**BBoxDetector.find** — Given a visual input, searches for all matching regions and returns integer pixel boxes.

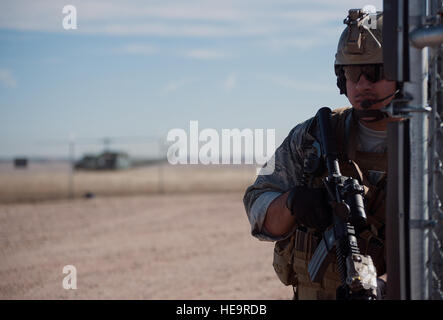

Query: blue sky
[0,0,383,158]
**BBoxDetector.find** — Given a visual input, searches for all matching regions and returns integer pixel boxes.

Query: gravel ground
[0,192,293,300]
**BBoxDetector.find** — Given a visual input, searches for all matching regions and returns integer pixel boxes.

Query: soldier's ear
[336,66,347,96]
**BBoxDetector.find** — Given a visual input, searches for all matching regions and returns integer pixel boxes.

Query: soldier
[243,9,398,300]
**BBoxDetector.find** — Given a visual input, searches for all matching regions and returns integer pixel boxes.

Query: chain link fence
[428,27,443,299]
[0,136,258,203]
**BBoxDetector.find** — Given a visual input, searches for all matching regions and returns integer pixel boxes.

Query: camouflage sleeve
[243,116,317,242]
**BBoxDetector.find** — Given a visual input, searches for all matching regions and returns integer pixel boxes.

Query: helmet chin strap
[353,89,400,123]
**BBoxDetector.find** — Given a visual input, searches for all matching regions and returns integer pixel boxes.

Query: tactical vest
[272,107,387,300]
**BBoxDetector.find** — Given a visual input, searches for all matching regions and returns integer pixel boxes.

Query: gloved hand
[376,277,387,300]
[285,186,333,231]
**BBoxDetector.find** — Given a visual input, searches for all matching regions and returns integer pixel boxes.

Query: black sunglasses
[343,64,385,83]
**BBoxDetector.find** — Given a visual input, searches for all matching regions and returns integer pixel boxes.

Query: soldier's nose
[356,74,373,91]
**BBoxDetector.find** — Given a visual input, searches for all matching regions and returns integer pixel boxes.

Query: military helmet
[334,9,383,94]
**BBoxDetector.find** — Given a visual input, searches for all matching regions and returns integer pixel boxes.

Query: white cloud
[224,74,237,91]
[75,1,247,22]
[0,69,18,88]
[163,82,180,94]
[115,43,157,55]
[269,9,344,24]
[258,25,345,50]
[262,37,330,51]
[263,75,336,92]
[162,79,193,94]
[0,0,383,39]
[99,23,272,37]
[186,49,228,60]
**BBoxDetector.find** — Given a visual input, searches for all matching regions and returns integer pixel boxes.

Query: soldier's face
[346,75,397,111]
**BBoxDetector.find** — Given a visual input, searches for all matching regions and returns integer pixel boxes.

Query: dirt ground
[0,162,258,203]
[0,192,293,300]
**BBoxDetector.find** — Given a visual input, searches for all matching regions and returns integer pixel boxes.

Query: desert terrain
[0,163,293,299]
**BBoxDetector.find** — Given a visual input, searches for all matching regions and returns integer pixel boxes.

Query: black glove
[286,186,333,231]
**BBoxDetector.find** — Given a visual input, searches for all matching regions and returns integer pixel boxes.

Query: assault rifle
[307,107,378,300]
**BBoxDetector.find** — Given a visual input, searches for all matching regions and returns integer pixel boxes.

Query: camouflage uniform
[243,106,387,299]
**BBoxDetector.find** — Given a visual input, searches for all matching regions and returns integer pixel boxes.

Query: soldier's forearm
[263,191,297,236]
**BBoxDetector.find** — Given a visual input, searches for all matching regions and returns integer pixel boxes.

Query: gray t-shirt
[357,121,387,153]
